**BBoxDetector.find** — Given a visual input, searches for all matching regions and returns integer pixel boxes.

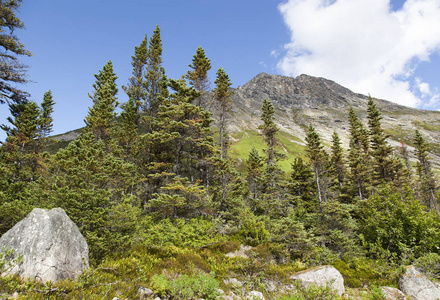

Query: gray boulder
[290,265,345,296]
[0,208,89,282]
[399,265,440,300]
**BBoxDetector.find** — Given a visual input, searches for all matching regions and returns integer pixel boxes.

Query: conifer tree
[290,157,316,211]
[246,147,264,201]
[123,34,148,115]
[186,46,211,107]
[347,107,371,200]
[367,96,395,183]
[1,100,41,182]
[34,132,141,261]
[38,90,55,148]
[0,0,32,104]
[414,130,440,215]
[330,131,346,189]
[85,60,119,141]
[114,97,139,161]
[213,67,233,159]
[305,124,328,212]
[145,25,168,116]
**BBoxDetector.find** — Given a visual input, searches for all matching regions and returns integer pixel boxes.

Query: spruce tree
[1,100,41,182]
[145,25,168,116]
[305,124,328,212]
[85,60,119,141]
[246,146,264,201]
[329,131,346,189]
[414,130,440,215]
[123,34,148,115]
[38,90,55,147]
[0,0,32,104]
[367,96,395,183]
[347,107,371,200]
[186,46,211,107]
[213,67,233,159]
[290,157,316,211]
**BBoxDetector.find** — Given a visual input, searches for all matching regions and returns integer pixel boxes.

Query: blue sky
[1,0,439,142]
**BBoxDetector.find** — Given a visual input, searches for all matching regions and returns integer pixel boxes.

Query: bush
[149,272,220,300]
[414,253,440,280]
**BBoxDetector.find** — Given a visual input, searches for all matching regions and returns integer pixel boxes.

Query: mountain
[224,73,440,168]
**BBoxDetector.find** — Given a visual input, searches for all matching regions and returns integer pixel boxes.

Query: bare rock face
[0,208,89,282]
[399,265,440,300]
[290,265,345,296]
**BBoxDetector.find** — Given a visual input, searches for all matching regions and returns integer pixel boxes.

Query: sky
[1,0,440,142]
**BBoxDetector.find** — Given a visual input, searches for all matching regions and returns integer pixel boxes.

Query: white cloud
[277,0,440,108]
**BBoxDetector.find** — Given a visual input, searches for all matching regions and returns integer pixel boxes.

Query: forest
[1,2,440,299]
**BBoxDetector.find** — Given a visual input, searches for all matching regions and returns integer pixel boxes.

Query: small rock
[381,286,406,300]
[112,298,121,300]
[246,290,265,299]
[12,292,19,300]
[290,265,345,296]
[153,298,161,300]
[225,245,252,259]
[399,265,440,300]
[224,278,243,287]
[138,286,155,299]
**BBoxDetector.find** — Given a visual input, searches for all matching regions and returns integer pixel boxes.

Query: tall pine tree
[85,60,119,142]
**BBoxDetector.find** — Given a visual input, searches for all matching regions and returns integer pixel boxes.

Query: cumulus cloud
[277,0,440,108]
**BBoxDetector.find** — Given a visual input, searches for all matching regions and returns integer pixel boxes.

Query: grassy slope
[230,130,306,173]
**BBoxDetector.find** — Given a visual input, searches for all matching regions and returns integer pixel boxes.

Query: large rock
[0,208,89,282]
[399,265,440,300]
[290,265,345,296]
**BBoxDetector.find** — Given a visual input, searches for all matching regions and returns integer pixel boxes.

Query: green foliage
[238,211,270,246]
[150,272,220,300]
[186,46,211,94]
[123,34,148,113]
[359,184,440,261]
[414,253,440,280]
[278,281,341,300]
[140,217,224,248]
[32,132,141,262]
[84,60,119,141]
[0,0,32,104]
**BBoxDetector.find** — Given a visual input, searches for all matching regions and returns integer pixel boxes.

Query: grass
[229,130,306,172]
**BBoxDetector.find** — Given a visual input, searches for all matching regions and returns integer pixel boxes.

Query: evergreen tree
[246,147,264,201]
[140,78,215,209]
[329,131,346,190]
[123,34,148,115]
[257,99,287,216]
[0,0,32,104]
[38,90,55,147]
[367,96,395,183]
[213,67,233,159]
[414,130,440,215]
[145,25,168,116]
[33,132,141,262]
[348,106,369,153]
[114,97,140,162]
[346,107,371,200]
[305,124,328,212]
[84,60,119,141]
[186,46,211,107]
[1,100,41,182]
[290,157,316,211]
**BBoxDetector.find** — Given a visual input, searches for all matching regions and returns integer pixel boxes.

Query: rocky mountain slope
[54,72,440,167]
[225,73,440,166]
